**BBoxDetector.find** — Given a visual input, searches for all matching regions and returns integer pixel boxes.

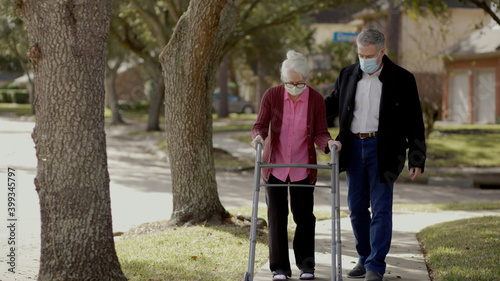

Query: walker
[244,142,343,281]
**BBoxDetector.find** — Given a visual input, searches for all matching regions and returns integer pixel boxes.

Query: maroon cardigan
[251,85,333,184]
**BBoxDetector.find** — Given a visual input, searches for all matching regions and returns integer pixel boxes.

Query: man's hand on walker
[409,167,422,181]
[251,135,264,150]
[328,140,342,152]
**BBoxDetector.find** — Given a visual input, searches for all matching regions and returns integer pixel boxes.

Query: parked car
[213,92,255,114]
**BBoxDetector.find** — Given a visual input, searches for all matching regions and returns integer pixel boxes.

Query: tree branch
[465,0,500,26]
[130,0,170,47]
[109,21,146,57]
[106,56,124,72]
[164,0,180,22]
[11,0,27,20]
[224,2,318,54]
[239,0,262,23]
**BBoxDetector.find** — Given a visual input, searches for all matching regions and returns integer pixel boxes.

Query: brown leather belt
[353,132,377,139]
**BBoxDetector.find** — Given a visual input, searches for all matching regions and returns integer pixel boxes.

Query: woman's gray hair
[356,28,385,50]
[280,50,310,82]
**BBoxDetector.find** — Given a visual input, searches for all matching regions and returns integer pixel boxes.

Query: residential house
[351,0,491,107]
[441,24,500,124]
[311,5,360,45]
[0,70,22,88]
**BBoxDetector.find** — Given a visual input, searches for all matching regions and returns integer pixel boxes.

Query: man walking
[325,28,426,281]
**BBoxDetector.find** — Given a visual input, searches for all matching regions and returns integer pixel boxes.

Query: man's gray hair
[356,28,385,50]
[280,50,310,82]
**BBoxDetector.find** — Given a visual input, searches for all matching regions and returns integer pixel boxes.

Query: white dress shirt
[350,67,383,134]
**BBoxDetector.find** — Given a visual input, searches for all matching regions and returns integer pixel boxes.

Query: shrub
[118,100,149,112]
[0,91,13,103]
[14,91,29,104]
[0,89,29,104]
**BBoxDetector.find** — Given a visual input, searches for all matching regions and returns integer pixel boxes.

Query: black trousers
[266,174,316,276]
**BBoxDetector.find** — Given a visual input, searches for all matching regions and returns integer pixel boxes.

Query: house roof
[442,25,500,59]
[0,70,22,82]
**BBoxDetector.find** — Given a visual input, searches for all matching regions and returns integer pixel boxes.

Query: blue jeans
[346,136,393,274]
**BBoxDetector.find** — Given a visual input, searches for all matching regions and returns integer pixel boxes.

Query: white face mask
[284,83,306,96]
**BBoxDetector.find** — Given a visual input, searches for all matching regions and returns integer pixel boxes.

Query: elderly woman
[251,50,341,281]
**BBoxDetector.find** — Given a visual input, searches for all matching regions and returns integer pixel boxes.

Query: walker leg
[334,152,342,281]
[331,148,342,281]
[245,143,263,281]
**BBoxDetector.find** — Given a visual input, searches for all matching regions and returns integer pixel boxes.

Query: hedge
[0,89,29,104]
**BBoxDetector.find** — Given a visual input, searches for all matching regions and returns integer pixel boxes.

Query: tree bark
[159,0,238,226]
[105,64,125,125]
[256,59,267,112]
[15,1,127,280]
[217,53,230,118]
[146,74,164,131]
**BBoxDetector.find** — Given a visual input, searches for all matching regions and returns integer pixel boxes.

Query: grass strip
[418,216,500,281]
[427,132,500,167]
[116,222,269,281]
[0,103,32,116]
[394,201,500,212]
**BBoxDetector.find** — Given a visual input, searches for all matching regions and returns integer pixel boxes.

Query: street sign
[333,32,358,43]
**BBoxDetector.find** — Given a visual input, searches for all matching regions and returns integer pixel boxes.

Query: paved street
[1,116,499,280]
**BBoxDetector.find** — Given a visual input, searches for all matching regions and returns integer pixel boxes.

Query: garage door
[473,68,496,124]
[448,71,469,123]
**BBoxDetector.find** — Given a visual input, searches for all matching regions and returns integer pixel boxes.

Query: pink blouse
[272,88,310,182]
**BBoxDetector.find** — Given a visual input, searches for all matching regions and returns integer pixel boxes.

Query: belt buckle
[359,135,366,139]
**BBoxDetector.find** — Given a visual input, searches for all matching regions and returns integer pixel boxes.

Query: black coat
[325,55,426,183]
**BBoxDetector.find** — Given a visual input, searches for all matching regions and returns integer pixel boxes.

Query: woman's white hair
[280,50,310,82]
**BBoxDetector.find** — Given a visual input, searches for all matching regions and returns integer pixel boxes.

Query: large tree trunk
[105,65,125,125]
[15,1,127,280]
[159,0,238,226]
[146,74,164,131]
[217,53,230,118]
[256,60,267,112]
[28,78,35,115]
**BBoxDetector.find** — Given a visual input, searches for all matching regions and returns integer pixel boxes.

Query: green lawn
[418,216,500,281]
[394,201,500,212]
[427,128,500,167]
[0,103,33,116]
[116,222,269,281]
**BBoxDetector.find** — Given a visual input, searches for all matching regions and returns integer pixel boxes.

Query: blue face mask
[359,52,381,74]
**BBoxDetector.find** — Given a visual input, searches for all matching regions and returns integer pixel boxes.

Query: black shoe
[364,270,383,281]
[347,263,366,278]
